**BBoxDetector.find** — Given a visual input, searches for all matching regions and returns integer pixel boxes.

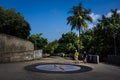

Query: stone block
[87,55,99,64]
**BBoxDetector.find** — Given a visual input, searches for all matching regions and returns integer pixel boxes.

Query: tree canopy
[0,6,31,39]
[28,33,48,50]
[93,9,120,56]
[56,32,78,54]
[80,9,120,61]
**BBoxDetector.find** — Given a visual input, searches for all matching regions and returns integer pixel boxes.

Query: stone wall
[0,34,42,62]
[0,34,34,53]
[1,50,42,62]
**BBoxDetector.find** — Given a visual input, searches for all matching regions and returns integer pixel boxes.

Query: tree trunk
[78,29,81,53]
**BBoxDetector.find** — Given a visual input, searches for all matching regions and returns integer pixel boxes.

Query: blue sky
[0,0,120,42]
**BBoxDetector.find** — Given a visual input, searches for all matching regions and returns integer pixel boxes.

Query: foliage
[45,40,59,54]
[45,32,79,55]
[79,9,120,61]
[81,29,95,53]
[78,9,120,61]
[0,6,31,39]
[28,33,48,50]
[57,32,78,54]
[93,9,120,57]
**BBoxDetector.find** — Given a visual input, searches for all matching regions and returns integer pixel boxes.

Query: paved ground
[0,56,120,80]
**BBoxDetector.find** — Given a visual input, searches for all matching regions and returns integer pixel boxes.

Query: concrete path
[0,56,120,80]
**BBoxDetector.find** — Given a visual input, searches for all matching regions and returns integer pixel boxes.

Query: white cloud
[86,13,100,29]
[89,13,101,22]
[88,23,96,29]
[106,12,112,17]
[106,10,120,17]
[117,10,120,13]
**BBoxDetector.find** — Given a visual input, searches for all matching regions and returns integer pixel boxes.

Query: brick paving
[0,56,120,80]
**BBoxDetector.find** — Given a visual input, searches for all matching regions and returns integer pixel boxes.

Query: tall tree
[28,33,48,50]
[93,9,120,59]
[57,32,78,54]
[81,29,94,53]
[0,6,31,39]
[45,40,59,54]
[67,2,92,52]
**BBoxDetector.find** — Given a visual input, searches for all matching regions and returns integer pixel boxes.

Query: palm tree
[67,2,92,52]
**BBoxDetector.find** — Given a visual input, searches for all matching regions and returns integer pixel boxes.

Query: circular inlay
[25,63,92,73]
[36,64,81,72]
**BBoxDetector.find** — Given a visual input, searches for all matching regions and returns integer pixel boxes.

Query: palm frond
[85,15,93,22]
[67,2,93,31]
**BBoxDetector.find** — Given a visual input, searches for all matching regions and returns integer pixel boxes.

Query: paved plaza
[0,57,120,80]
